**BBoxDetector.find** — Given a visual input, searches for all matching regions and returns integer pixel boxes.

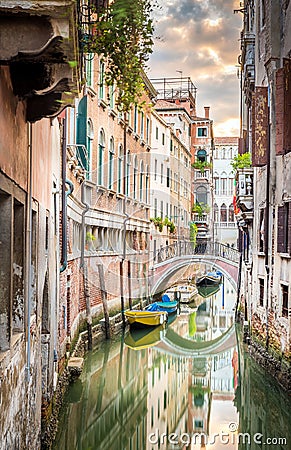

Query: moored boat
[125,310,168,327]
[145,300,178,314]
[196,271,222,287]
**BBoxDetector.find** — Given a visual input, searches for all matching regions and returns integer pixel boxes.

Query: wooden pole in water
[98,264,110,339]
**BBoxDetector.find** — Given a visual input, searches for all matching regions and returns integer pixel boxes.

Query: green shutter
[76,96,88,171]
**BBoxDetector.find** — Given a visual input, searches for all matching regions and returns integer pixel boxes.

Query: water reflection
[53,279,291,450]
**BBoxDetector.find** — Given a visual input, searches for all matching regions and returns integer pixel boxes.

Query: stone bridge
[150,241,240,296]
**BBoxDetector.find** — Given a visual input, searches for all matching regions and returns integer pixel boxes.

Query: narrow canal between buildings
[53,278,291,450]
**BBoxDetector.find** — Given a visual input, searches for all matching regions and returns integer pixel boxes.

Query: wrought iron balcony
[236,168,254,221]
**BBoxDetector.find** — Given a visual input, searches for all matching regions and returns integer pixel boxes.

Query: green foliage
[86,0,156,111]
[86,231,96,242]
[192,160,212,173]
[150,217,176,233]
[230,152,252,172]
[192,203,210,218]
[189,222,198,247]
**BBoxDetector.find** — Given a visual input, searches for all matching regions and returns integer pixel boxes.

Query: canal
[53,278,291,449]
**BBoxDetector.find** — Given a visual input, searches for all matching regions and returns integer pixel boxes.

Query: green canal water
[53,280,291,450]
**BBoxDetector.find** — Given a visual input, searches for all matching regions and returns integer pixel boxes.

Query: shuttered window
[281,285,289,318]
[277,202,291,254]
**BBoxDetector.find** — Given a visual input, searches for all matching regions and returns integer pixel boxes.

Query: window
[154,159,157,181]
[277,203,291,254]
[134,105,138,133]
[197,127,207,137]
[108,137,114,190]
[155,127,159,140]
[126,152,131,196]
[166,168,170,188]
[140,112,144,139]
[160,163,163,183]
[220,203,227,222]
[259,278,264,306]
[228,204,234,222]
[146,118,150,143]
[160,200,163,219]
[154,198,157,217]
[145,166,149,203]
[99,61,105,99]
[259,209,265,253]
[196,186,207,205]
[133,155,138,199]
[86,119,94,179]
[98,129,105,185]
[85,53,94,87]
[197,149,207,162]
[140,161,144,202]
[109,84,114,109]
[281,285,288,317]
[220,172,227,195]
[214,203,219,222]
[117,144,123,194]
[214,177,219,194]
[162,133,165,145]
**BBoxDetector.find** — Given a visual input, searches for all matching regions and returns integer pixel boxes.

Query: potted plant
[230,152,251,173]
[192,202,210,219]
[192,160,212,173]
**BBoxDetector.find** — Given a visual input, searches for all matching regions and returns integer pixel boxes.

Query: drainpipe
[25,122,33,382]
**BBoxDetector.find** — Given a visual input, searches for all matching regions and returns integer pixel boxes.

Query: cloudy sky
[148,0,242,137]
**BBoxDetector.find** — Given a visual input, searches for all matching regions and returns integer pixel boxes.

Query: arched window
[220,203,227,222]
[98,129,105,185]
[214,203,219,222]
[214,172,219,194]
[126,151,130,196]
[117,145,123,194]
[86,119,94,180]
[197,148,207,162]
[108,137,114,190]
[229,203,234,222]
[196,186,207,205]
[140,160,144,202]
[133,155,138,199]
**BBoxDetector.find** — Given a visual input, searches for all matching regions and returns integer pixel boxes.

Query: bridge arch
[150,242,240,296]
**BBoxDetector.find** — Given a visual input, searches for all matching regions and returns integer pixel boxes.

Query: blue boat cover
[162,294,171,302]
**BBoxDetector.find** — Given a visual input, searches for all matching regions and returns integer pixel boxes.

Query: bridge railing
[155,241,240,265]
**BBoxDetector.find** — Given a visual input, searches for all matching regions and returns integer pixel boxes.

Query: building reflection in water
[53,278,291,450]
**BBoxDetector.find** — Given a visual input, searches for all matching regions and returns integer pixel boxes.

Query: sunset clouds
[149,0,242,136]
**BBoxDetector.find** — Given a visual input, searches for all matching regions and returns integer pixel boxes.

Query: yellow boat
[125,325,165,350]
[125,310,168,327]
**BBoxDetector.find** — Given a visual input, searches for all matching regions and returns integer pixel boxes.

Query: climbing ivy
[87,0,156,112]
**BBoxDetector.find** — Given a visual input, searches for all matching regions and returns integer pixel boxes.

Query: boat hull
[125,310,168,327]
[196,272,222,287]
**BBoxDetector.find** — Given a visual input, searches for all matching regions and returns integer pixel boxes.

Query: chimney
[204,106,210,119]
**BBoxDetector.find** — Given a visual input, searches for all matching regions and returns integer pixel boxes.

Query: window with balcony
[197,148,207,162]
[220,203,227,222]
